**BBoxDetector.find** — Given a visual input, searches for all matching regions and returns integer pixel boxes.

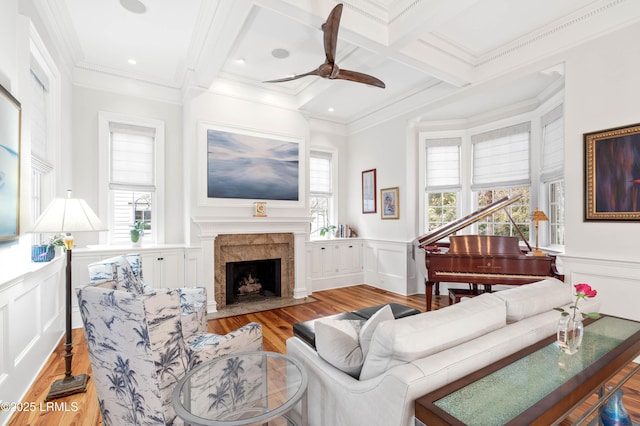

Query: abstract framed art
[380,187,399,220]
[362,169,376,214]
[200,123,302,205]
[584,122,640,221]
[0,83,21,241]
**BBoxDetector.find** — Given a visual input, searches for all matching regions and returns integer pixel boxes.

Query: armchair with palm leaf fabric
[77,254,263,425]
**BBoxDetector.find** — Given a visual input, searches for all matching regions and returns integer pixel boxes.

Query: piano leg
[435,282,440,295]
[425,280,436,311]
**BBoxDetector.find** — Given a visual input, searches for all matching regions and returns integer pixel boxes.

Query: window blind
[425,138,461,191]
[310,151,332,194]
[109,123,156,191]
[472,122,531,190]
[541,105,564,182]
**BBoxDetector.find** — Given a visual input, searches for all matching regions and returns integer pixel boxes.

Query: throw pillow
[315,319,365,378]
[359,304,394,356]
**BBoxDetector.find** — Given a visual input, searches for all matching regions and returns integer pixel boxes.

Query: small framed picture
[362,169,376,214]
[380,187,399,220]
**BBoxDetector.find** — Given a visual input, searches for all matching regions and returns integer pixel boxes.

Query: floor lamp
[30,190,106,400]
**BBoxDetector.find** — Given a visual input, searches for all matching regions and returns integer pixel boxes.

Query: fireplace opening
[226,258,282,306]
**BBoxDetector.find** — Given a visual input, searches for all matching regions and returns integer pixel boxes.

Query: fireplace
[214,233,295,309]
[226,258,282,305]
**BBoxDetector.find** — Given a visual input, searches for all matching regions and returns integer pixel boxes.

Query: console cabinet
[308,239,363,291]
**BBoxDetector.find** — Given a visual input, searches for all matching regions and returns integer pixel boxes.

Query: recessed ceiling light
[120,0,147,14]
[128,58,137,65]
[235,58,246,65]
[328,107,334,112]
[272,48,290,59]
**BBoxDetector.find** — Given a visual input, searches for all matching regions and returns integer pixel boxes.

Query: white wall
[561,22,640,321]
[71,86,184,245]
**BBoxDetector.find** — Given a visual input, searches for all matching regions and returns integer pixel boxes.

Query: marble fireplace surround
[214,233,294,309]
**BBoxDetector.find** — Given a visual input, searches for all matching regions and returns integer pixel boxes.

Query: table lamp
[30,190,106,400]
[531,208,548,257]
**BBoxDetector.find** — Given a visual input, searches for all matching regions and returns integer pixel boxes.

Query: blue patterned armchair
[78,255,263,425]
[87,254,207,338]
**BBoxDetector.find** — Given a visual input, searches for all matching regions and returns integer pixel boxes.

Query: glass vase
[600,388,632,426]
[557,314,583,355]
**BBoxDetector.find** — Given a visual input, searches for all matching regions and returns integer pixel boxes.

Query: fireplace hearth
[226,258,281,305]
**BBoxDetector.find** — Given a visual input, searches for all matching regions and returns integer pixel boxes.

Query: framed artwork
[362,169,376,213]
[201,123,301,202]
[0,83,21,241]
[584,123,640,221]
[380,187,399,220]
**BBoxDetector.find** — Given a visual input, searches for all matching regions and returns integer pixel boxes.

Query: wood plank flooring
[8,285,640,425]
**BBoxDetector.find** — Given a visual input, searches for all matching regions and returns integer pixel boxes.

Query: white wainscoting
[364,239,420,296]
[560,255,640,321]
[0,257,65,426]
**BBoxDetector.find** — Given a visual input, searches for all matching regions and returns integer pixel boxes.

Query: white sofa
[286,278,599,426]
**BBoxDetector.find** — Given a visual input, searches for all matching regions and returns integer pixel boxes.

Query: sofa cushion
[115,257,146,294]
[315,305,394,378]
[293,312,364,348]
[359,293,506,381]
[492,278,571,323]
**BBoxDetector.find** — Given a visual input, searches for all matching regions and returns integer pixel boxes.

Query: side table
[173,351,308,426]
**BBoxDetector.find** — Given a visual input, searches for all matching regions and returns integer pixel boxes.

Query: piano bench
[448,287,491,305]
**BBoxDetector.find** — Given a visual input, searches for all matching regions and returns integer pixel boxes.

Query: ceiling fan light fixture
[271,48,290,59]
[120,0,147,14]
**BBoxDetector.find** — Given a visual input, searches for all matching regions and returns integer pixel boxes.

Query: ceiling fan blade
[321,4,343,65]
[336,69,386,88]
[263,68,323,84]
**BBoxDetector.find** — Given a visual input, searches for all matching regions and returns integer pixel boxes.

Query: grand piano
[417,195,563,311]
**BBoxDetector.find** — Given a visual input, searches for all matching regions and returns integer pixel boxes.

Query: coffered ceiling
[32,0,640,128]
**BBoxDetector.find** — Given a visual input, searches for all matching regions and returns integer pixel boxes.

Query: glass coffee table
[415,315,640,425]
[173,351,308,426]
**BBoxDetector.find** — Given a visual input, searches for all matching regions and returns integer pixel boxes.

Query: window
[472,123,531,239]
[425,139,460,231]
[98,112,164,244]
[29,27,60,244]
[541,105,564,246]
[309,150,335,236]
[476,187,530,239]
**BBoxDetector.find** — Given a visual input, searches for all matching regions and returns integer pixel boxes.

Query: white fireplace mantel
[192,216,311,313]
[192,216,311,236]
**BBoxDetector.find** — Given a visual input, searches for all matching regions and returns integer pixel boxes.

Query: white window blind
[310,151,332,194]
[425,138,461,191]
[109,123,156,191]
[472,122,531,190]
[541,105,564,182]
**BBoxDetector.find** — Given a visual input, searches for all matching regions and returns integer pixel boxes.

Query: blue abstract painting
[206,128,299,201]
[0,85,20,241]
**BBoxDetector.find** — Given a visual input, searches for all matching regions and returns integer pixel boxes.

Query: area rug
[207,296,318,320]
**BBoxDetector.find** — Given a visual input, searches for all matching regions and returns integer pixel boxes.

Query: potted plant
[31,234,66,262]
[130,221,146,245]
[319,225,336,238]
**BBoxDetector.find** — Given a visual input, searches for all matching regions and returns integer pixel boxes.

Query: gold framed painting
[380,187,399,220]
[584,122,640,221]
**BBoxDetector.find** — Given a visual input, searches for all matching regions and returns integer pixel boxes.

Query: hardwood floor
[8,284,640,425]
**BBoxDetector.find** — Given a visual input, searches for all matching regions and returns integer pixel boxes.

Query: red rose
[575,283,597,298]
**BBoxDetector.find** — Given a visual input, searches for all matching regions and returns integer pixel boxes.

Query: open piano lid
[417,195,524,249]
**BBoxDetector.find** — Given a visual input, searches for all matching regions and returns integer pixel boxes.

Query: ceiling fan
[263,3,386,88]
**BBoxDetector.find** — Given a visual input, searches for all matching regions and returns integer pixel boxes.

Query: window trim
[98,111,165,244]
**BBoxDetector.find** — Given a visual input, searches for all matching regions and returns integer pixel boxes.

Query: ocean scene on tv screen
[207,129,299,200]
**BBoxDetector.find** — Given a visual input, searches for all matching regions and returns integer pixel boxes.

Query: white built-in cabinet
[307,238,363,291]
[72,245,188,291]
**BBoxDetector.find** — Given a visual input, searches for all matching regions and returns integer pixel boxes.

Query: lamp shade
[531,208,549,222]
[30,191,106,233]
